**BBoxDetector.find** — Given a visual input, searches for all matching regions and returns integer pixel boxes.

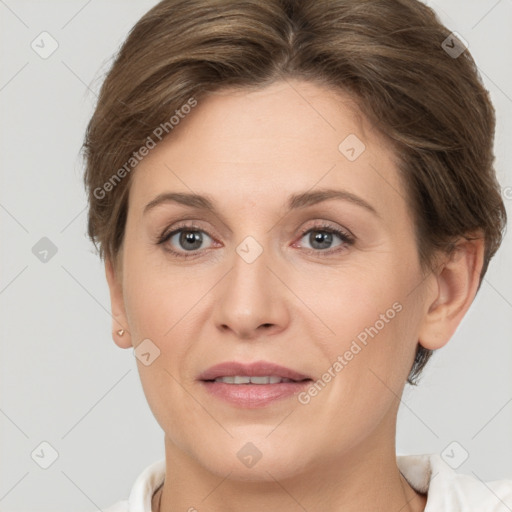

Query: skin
[105,79,484,512]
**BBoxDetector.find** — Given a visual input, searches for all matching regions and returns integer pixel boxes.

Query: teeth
[213,375,295,384]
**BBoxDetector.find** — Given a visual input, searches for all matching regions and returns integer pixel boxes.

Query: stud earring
[116,329,125,337]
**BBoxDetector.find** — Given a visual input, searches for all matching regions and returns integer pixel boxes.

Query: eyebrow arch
[143,188,379,217]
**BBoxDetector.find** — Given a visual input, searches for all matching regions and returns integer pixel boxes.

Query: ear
[418,234,485,350]
[105,256,132,349]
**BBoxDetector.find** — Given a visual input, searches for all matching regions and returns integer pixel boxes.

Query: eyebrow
[143,188,379,218]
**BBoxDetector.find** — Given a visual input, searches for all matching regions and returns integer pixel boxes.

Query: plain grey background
[1,0,511,510]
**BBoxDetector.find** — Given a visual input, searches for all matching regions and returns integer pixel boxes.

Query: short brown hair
[82,0,507,385]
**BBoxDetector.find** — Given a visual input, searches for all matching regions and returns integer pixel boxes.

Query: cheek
[302,257,421,396]
[294,291,419,455]
[295,262,402,343]
[122,248,199,341]
[121,257,204,439]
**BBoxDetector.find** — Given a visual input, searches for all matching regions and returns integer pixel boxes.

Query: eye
[157,223,216,258]
[295,223,355,256]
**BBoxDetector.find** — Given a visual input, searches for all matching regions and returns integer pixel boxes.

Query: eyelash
[156,221,355,259]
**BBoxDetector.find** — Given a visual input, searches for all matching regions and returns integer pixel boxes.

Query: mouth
[197,360,313,408]
[205,375,311,384]
[198,360,313,382]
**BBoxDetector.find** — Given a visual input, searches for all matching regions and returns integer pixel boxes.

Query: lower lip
[199,380,312,408]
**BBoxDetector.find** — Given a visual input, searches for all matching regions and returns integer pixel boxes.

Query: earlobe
[105,257,132,349]
[418,235,485,351]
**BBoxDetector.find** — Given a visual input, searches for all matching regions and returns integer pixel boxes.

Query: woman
[82,0,511,510]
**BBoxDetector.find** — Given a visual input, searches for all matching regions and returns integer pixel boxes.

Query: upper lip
[198,360,312,381]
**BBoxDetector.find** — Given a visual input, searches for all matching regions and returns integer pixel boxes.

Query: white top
[99,454,512,511]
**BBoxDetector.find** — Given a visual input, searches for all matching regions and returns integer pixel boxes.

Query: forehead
[129,79,406,218]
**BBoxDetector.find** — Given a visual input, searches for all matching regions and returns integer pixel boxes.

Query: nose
[213,240,290,340]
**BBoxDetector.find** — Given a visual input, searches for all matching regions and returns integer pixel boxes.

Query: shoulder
[89,458,165,512]
[398,452,512,510]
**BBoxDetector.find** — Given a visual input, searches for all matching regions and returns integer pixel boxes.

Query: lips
[198,360,313,408]
[197,360,312,382]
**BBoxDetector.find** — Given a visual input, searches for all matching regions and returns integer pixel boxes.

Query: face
[109,79,434,481]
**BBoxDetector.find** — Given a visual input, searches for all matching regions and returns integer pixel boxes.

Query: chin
[191,435,312,482]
